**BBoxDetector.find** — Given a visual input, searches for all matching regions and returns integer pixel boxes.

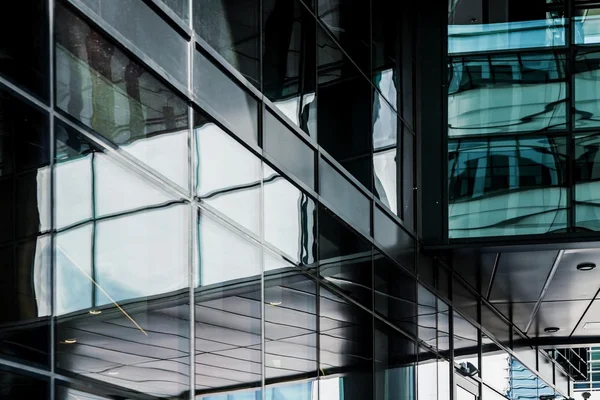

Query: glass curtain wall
[448,0,600,239]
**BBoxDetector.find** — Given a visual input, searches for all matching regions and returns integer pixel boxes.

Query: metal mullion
[188,0,195,397]
[49,0,56,396]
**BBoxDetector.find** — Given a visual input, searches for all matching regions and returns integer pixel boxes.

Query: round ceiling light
[577,262,596,271]
[544,327,560,333]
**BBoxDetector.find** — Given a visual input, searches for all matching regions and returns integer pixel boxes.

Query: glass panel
[317,0,370,71]
[482,338,510,396]
[482,384,508,400]
[373,94,398,214]
[193,0,260,87]
[263,0,316,136]
[575,49,600,129]
[417,285,437,348]
[55,4,190,189]
[0,369,49,398]
[264,110,315,188]
[318,204,372,309]
[55,121,177,230]
[574,9,600,44]
[454,312,479,373]
[319,286,373,400]
[373,205,415,272]
[448,0,565,54]
[56,384,110,399]
[264,253,317,381]
[196,212,262,395]
[55,204,190,397]
[438,300,450,354]
[319,157,370,235]
[194,50,259,146]
[458,386,477,400]
[0,0,49,101]
[374,250,417,335]
[417,349,438,400]
[575,133,600,230]
[195,111,261,235]
[511,358,542,400]
[160,0,189,23]
[374,320,416,400]
[448,52,567,137]
[264,165,316,265]
[402,128,415,229]
[449,136,569,238]
[79,0,188,85]
[0,89,50,244]
[317,26,372,189]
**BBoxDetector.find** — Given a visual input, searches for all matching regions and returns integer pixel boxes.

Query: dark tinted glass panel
[417,285,437,347]
[482,305,511,348]
[319,205,372,309]
[448,0,565,53]
[80,0,187,85]
[372,0,399,110]
[448,53,567,136]
[264,165,316,265]
[319,157,370,235]
[317,0,370,72]
[453,278,479,322]
[264,110,315,188]
[160,0,189,23]
[263,0,316,136]
[375,320,416,400]
[264,253,317,381]
[402,128,415,229]
[374,250,417,335]
[0,369,48,399]
[55,4,190,189]
[437,300,450,353]
[319,286,373,400]
[193,0,260,87]
[317,27,372,189]
[373,206,415,272]
[449,136,569,238]
[0,0,48,101]
[194,50,259,146]
[0,89,50,245]
[194,111,261,235]
[373,94,398,214]
[0,236,51,367]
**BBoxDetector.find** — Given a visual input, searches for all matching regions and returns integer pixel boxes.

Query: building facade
[0,0,595,399]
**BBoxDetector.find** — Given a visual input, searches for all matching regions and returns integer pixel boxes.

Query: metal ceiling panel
[528,300,590,337]
[544,248,600,301]
[571,298,600,337]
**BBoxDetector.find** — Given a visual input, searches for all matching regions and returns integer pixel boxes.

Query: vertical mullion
[188,1,196,399]
[567,0,575,232]
[49,0,56,396]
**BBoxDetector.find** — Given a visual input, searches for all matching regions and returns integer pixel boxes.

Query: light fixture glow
[577,262,596,271]
[61,339,77,344]
[268,301,282,306]
[107,371,119,375]
[89,310,102,315]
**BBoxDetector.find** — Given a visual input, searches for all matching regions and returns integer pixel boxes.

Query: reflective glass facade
[0,0,577,399]
[448,0,600,239]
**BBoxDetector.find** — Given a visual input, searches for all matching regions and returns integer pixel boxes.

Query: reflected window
[482,339,510,396]
[449,136,568,238]
[0,369,48,398]
[454,313,479,374]
[448,53,567,136]
[263,0,316,136]
[195,111,261,235]
[193,0,260,87]
[375,320,416,400]
[373,94,398,214]
[575,50,600,130]
[417,349,438,400]
[55,3,189,189]
[264,165,316,265]
[448,0,565,54]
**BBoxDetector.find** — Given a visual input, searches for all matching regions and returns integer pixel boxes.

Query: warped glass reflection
[448,52,567,136]
[449,136,568,238]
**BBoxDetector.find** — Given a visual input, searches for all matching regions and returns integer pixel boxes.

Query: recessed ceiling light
[544,327,560,333]
[577,262,596,271]
[107,371,119,375]
[61,339,77,344]
[89,310,102,315]
[268,301,282,306]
